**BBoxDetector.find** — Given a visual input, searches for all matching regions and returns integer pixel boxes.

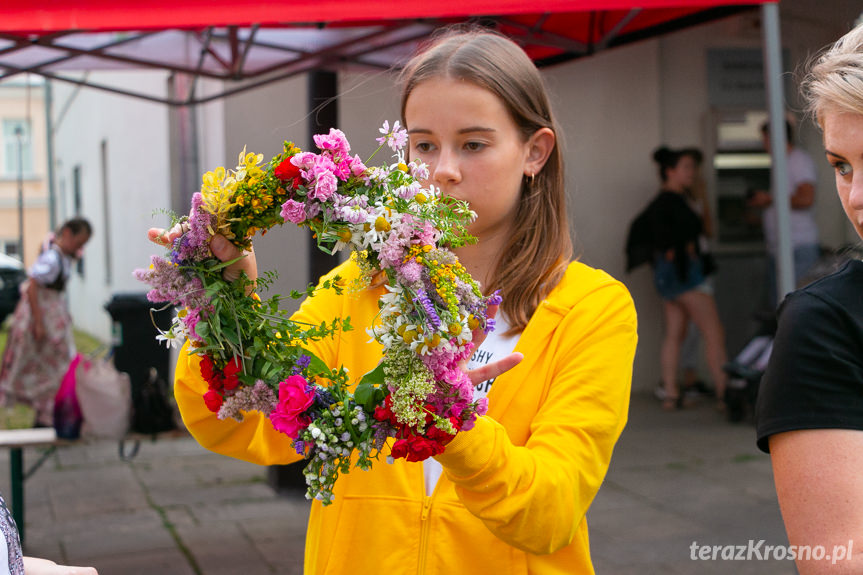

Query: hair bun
[653,146,673,164]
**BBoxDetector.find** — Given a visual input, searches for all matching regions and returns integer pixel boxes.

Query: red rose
[203,390,223,413]
[405,436,437,462]
[390,438,409,460]
[373,404,393,423]
[222,358,242,391]
[274,158,302,187]
[426,424,456,444]
[200,355,217,382]
[268,375,315,438]
[207,374,224,391]
[423,404,438,426]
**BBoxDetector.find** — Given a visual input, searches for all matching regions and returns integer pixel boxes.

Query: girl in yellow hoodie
[161,28,637,575]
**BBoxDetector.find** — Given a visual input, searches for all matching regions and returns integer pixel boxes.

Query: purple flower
[484,317,496,334]
[414,289,441,330]
[396,181,421,200]
[376,120,408,152]
[410,162,429,181]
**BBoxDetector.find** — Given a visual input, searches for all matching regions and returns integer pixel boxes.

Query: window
[0,240,21,259]
[2,119,32,176]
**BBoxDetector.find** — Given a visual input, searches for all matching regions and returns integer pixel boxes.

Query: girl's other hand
[465,303,523,387]
[22,556,98,575]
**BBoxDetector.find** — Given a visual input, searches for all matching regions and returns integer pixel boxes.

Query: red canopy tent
[1,1,771,106]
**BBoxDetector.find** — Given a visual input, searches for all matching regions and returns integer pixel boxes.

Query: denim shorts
[653,256,705,301]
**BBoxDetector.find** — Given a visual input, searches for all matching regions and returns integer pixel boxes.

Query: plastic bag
[75,356,131,439]
[53,354,83,439]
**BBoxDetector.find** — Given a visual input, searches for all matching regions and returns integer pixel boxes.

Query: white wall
[52,71,172,342]
[221,76,311,312]
[545,41,664,390]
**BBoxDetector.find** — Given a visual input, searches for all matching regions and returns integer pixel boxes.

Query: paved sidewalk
[0,391,789,574]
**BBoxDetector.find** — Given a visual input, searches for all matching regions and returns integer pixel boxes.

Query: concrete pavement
[1,391,790,574]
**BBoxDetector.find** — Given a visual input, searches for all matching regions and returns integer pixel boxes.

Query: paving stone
[81,548,197,575]
[176,518,274,575]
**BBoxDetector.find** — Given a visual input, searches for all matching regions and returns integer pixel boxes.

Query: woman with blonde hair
[154,27,637,574]
[756,22,863,573]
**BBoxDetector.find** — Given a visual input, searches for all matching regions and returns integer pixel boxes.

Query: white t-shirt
[29,245,71,287]
[422,314,520,496]
[762,147,819,253]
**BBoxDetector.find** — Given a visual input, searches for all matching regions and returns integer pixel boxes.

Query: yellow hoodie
[175,260,637,574]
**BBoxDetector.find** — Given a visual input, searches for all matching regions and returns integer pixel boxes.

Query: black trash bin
[105,293,176,434]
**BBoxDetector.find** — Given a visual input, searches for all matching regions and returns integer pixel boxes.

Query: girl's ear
[524,127,555,177]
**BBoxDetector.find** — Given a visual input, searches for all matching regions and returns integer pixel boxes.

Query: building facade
[0,80,50,268]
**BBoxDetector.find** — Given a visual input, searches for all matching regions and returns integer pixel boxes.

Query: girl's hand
[147,227,257,284]
[209,235,257,284]
[23,556,98,575]
[464,303,523,387]
[147,222,187,247]
[31,320,45,343]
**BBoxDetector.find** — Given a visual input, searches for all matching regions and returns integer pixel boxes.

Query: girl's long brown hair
[399,28,573,335]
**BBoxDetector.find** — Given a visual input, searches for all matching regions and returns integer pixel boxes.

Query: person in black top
[629,147,727,410]
[755,22,863,574]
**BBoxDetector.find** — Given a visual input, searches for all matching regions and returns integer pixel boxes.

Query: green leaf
[303,349,331,377]
[195,322,210,337]
[208,256,245,272]
[222,325,240,346]
[358,362,385,386]
[353,382,374,407]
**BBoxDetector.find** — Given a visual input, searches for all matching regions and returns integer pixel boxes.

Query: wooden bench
[0,428,62,545]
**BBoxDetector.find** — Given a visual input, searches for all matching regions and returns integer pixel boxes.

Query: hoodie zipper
[418,495,433,574]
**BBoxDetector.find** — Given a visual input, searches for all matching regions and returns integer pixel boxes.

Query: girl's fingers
[467,352,523,387]
[147,222,189,246]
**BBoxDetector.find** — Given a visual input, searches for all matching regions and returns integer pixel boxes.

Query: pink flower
[398,260,422,284]
[333,160,351,181]
[313,128,350,159]
[268,375,315,439]
[281,199,306,224]
[291,152,318,170]
[349,155,367,177]
[311,170,337,201]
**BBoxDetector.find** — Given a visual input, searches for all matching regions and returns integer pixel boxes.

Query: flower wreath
[136,123,499,503]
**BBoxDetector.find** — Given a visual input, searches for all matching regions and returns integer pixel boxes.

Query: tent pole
[45,80,56,230]
[761,2,794,304]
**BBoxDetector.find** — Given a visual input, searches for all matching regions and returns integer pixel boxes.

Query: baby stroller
[723,244,863,422]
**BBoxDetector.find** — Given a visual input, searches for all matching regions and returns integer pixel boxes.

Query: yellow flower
[235,147,265,181]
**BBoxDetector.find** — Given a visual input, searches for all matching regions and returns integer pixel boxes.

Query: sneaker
[684,380,715,398]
